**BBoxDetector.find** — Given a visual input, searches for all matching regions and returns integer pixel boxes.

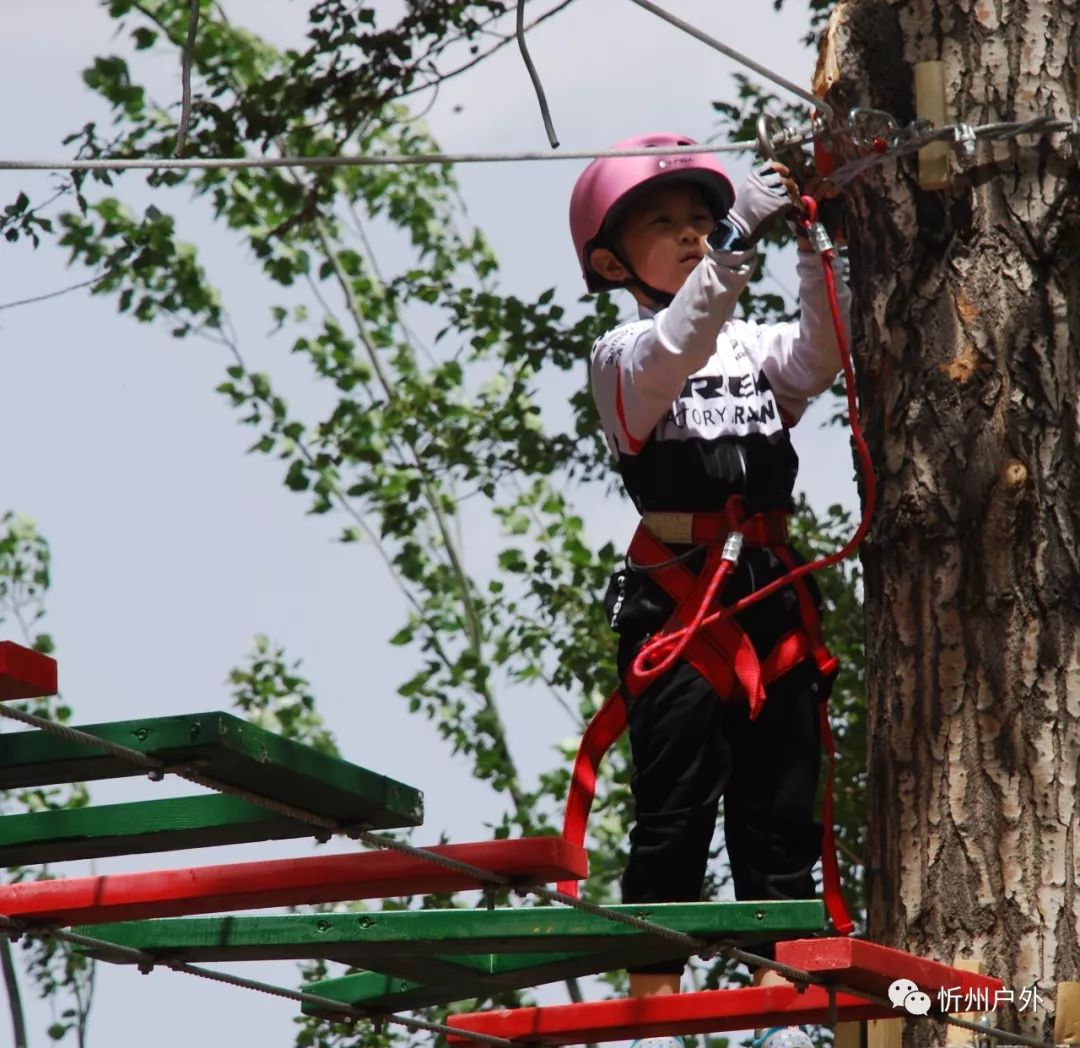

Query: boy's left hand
[771,162,807,215]
[729,162,805,245]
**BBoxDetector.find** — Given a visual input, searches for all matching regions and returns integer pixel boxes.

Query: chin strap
[607,244,675,309]
[630,280,674,309]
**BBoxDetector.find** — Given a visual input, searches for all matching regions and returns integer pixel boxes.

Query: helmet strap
[608,244,675,310]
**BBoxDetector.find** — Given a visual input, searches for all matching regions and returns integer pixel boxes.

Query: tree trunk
[823,1,1080,1041]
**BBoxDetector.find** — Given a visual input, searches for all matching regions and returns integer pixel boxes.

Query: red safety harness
[559,198,876,938]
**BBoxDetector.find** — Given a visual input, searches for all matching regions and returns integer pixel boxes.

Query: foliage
[0,514,94,1046]
[50,0,628,848]
[229,635,340,757]
[5,0,867,1044]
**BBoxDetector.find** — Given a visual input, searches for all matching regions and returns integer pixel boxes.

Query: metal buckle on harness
[642,511,694,545]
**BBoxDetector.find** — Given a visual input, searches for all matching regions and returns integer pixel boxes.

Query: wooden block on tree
[0,711,423,829]
[0,642,58,701]
[446,984,893,1045]
[1054,982,1080,1045]
[0,794,340,865]
[835,1021,865,1048]
[945,958,987,1046]
[73,900,825,965]
[774,938,1004,1004]
[0,837,587,926]
[915,60,951,190]
[867,1018,902,1048]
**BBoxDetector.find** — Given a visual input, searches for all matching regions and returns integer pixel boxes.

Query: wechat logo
[889,978,932,1016]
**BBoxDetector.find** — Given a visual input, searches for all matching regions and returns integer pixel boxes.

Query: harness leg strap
[561,523,854,936]
[558,688,627,896]
[819,697,854,934]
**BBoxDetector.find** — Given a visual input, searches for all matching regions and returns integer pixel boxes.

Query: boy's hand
[728,162,804,245]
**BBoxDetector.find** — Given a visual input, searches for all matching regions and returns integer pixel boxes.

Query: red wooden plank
[774,938,1005,1001]
[447,985,893,1045]
[0,838,586,926]
[0,642,58,701]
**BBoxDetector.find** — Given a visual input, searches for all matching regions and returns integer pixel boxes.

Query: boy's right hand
[728,162,803,244]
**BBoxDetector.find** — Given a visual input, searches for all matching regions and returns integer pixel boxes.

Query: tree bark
[823,1,1080,1041]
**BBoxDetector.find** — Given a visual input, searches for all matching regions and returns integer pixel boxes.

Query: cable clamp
[953,124,978,160]
[891,118,933,150]
[721,532,744,564]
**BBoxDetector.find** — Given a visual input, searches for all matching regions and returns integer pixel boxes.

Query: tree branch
[0,273,109,313]
[0,941,27,1048]
[173,0,201,156]
[312,214,530,814]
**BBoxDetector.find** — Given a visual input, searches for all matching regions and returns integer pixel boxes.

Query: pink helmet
[569,133,735,292]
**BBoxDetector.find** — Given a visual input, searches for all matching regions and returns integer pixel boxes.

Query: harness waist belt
[642,510,788,547]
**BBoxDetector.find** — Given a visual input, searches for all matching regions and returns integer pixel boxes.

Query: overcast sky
[0,2,849,1045]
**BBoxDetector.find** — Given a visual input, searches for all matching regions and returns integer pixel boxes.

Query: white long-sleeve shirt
[589,246,850,514]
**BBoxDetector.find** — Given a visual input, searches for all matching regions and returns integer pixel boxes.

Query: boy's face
[590,182,716,302]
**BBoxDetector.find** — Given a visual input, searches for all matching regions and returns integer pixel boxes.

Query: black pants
[620,652,823,975]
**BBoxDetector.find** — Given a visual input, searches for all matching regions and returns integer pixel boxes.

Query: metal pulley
[756,112,817,180]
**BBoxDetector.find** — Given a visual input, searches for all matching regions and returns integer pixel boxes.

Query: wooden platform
[775,938,1005,1000]
[75,901,824,966]
[0,711,424,863]
[0,711,422,826]
[299,901,825,1011]
[74,900,822,1006]
[301,941,696,1015]
[0,794,343,865]
[447,984,891,1044]
[0,838,587,926]
[0,642,57,701]
[445,938,1009,1044]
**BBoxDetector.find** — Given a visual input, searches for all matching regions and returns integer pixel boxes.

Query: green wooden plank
[0,794,340,865]
[308,972,422,1016]
[307,949,609,1005]
[333,953,494,987]
[0,712,422,829]
[74,901,824,964]
[303,941,680,1014]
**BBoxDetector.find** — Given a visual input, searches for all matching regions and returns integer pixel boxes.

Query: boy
[569,133,849,1048]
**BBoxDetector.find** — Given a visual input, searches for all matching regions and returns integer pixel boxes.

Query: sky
[0,1,852,1045]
